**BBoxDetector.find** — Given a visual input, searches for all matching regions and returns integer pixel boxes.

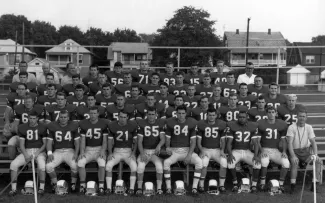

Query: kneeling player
[9,111,47,196]
[78,107,109,195]
[197,108,228,193]
[136,107,165,195]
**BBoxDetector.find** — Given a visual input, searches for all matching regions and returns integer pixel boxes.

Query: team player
[62,74,88,96]
[67,84,87,106]
[166,95,191,118]
[105,110,138,195]
[164,105,202,195]
[248,95,268,122]
[265,83,287,109]
[209,84,228,109]
[195,74,213,97]
[115,72,135,98]
[36,73,62,96]
[154,82,175,109]
[168,71,188,96]
[75,94,107,121]
[248,76,268,96]
[197,108,228,193]
[220,72,239,97]
[257,106,289,192]
[106,95,135,121]
[219,93,248,122]
[95,83,116,107]
[89,73,110,95]
[226,111,261,193]
[190,96,210,121]
[136,107,165,195]
[184,63,202,85]
[277,94,305,125]
[9,111,47,196]
[135,93,165,119]
[237,83,257,109]
[105,62,124,85]
[82,64,99,87]
[140,72,161,95]
[131,60,153,84]
[210,60,227,84]
[183,84,201,109]
[46,110,80,193]
[161,62,176,86]
[78,107,109,195]
[37,84,58,106]
[10,71,37,93]
[126,85,146,105]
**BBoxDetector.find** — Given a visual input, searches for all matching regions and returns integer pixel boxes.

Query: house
[224,29,287,67]
[0,39,36,66]
[45,39,93,68]
[107,42,152,68]
[27,57,65,80]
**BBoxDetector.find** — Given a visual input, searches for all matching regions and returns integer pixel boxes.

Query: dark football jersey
[47,121,80,150]
[125,96,146,106]
[237,94,257,109]
[37,95,57,107]
[154,93,175,109]
[257,119,287,149]
[18,123,47,149]
[45,104,76,122]
[210,72,227,84]
[95,94,116,107]
[14,104,45,124]
[265,94,287,109]
[208,96,228,109]
[82,76,98,87]
[10,82,37,93]
[184,73,203,85]
[220,83,239,97]
[197,119,227,149]
[190,107,208,121]
[195,84,213,97]
[247,84,268,97]
[36,84,62,96]
[277,104,306,125]
[79,118,109,147]
[165,117,197,148]
[183,95,201,109]
[227,121,259,150]
[6,92,37,109]
[219,105,248,122]
[67,95,87,107]
[114,84,132,98]
[165,106,191,118]
[62,84,89,96]
[106,104,135,121]
[137,119,165,149]
[247,108,268,122]
[105,70,124,86]
[131,70,154,84]
[108,120,138,148]
[168,85,188,96]
[75,105,107,120]
[135,103,165,119]
[161,73,176,86]
[89,82,112,95]
[140,84,160,95]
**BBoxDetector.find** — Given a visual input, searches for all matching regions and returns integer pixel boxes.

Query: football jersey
[237,94,257,109]
[190,107,208,121]
[89,82,111,95]
[79,118,109,147]
[184,73,202,85]
[105,70,124,85]
[265,94,287,109]
[47,121,80,150]
[6,92,37,109]
[108,120,138,148]
[75,105,107,120]
[135,103,165,119]
[106,104,135,121]
[247,84,268,97]
[82,76,98,87]
[137,119,165,149]
[36,84,62,96]
[125,96,146,105]
[195,84,213,97]
[14,104,45,124]
[247,108,268,122]
[62,84,89,96]
[165,106,191,118]
[227,121,259,150]
[168,85,188,96]
[37,96,57,107]
[95,94,117,107]
[277,104,306,125]
[45,104,76,122]
[131,70,153,84]
[210,72,227,84]
[219,105,248,122]
[114,84,133,98]
[140,84,160,95]
[183,95,201,109]
[10,82,37,93]
[165,117,197,148]
[18,123,47,149]
[161,73,176,86]
[67,95,87,107]
[155,93,175,109]
[220,83,239,97]
[197,119,227,149]
[208,96,228,109]
[257,119,287,149]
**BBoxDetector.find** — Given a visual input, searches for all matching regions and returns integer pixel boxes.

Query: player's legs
[242,150,261,187]
[8,135,19,160]
[46,150,64,186]
[268,148,290,186]
[199,148,212,188]
[10,153,26,191]
[163,150,186,190]
[189,152,203,189]
[63,149,78,186]
[96,149,106,189]
[137,154,148,190]
[78,147,98,189]
[35,151,47,191]
[105,150,123,190]
[210,148,227,187]
[260,148,271,186]
[150,153,164,190]
[121,150,137,190]
[227,149,243,186]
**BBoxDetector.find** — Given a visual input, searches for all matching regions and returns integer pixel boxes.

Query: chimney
[268,29,271,35]
[236,29,239,34]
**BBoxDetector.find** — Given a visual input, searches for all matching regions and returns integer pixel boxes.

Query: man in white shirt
[237,62,256,85]
[12,61,37,83]
[36,62,60,85]
[61,63,80,86]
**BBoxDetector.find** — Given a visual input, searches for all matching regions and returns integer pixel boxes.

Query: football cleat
[310,183,319,193]
[191,188,199,196]
[259,184,266,192]
[106,189,112,196]
[232,184,239,193]
[136,189,143,196]
[98,188,105,196]
[70,183,77,193]
[127,189,135,196]
[219,186,227,193]
[198,186,205,193]
[51,183,57,194]
[8,190,17,197]
[279,185,285,194]
[156,189,163,195]
[37,189,45,196]
[250,186,258,193]
[79,186,86,195]
[290,184,295,194]
[166,188,173,195]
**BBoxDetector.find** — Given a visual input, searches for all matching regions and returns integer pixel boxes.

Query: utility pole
[245,18,251,65]
[22,22,25,61]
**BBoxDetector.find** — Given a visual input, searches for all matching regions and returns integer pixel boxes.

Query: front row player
[9,111,47,196]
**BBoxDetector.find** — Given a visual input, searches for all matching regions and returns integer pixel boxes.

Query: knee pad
[228,162,236,169]
[97,158,106,168]
[202,157,210,168]
[129,160,137,172]
[253,162,261,169]
[70,162,78,173]
[10,161,19,172]
[261,157,270,168]
[155,162,163,174]
[220,157,228,168]
[137,162,146,173]
[77,158,87,168]
[46,163,55,173]
[105,161,114,172]
[194,160,203,170]
[163,158,172,170]
[8,136,19,147]
[282,158,290,169]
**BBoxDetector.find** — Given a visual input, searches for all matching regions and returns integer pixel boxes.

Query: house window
[35,62,40,65]
[136,54,142,60]
[259,54,264,60]
[78,54,83,64]
[306,55,315,64]
[15,54,21,64]
[65,43,72,51]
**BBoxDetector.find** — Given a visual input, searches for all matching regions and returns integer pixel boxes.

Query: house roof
[287,64,310,73]
[0,39,36,55]
[28,57,48,64]
[224,31,286,53]
[293,42,323,54]
[45,39,91,54]
[107,42,151,59]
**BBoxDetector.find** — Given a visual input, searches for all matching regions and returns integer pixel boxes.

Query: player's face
[116,96,125,107]
[254,77,263,87]
[187,86,196,96]
[267,109,277,120]
[89,109,99,121]
[177,109,186,121]
[203,76,211,85]
[200,98,209,109]
[58,113,69,125]
[87,96,96,107]
[269,85,278,95]
[191,66,198,74]
[47,86,57,97]
[123,74,132,84]
[90,67,98,77]
[226,74,235,84]
[216,62,224,71]
[68,65,77,75]
[238,113,247,125]
[131,88,140,97]
[228,96,238,107]
[146,96,156,106]
[147,111,157,123]
[245,65,254,75]
[114,66,122,74]
[19,75,27,83]
[297,112,307,125]
[240,85,248,95]
[102,87,111,97]
[72,77,80,86]
[287,97,297,108]
[151,75,160,85]
[159,85,168,94]
[174,98,184,106]
[98,74,107,85]
[19,63,28,72]
[28,115,38,126]
[16,85,27,97]
[207,112,217,122]
[46,76,55,84]
[140,61,149,71]
[42,65,50,74]
[176,75,184,84]
[257,99,266,109]
[24,98,34,109]
[75,88,84,98]
[166,65,174,75]
[56,96,66,107]
[213,87,221,96]
[122,67,131,74]
[118,113,128,125]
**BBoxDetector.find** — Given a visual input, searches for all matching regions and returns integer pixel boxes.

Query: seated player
[195,74,213,97]
[208,84,228,109]
[154,82,175,109]
[9,111,47,196]
[257,106,289,192]
[10,71,37,93]
[135,93,165,119]
[89,73,111,95]
[227,111,261,193]
[219,93,248,122]
[237,83,257,109]
[190,96,210,121]
[166,95,191,118]
[184,63,203,85]
[210,60,227,84]
[75,94,107,121]
[131,60,154,84]
[82,64,99,87]
[106,94,135,121]
[105,110,138,195]
[136,107,165,195]
[277,94,306,125]
[67,84,87,107]
[46,110,80,193]
[115,72,135,98]
[265,83,287,109]
[220,71,239,97]
[161,61,176,86]
[197,108,228,193]
[248,95,268,122]
[105,61,124,85]
[183,84,201,109]
[62,74,89,96]
[95,83,116,107]
[248,76,268,96]
[168,71,188,96]
[164,105,202,195]
[37,84,58,106]
[36,73,62,96]
[140,72,161,95]
[125,85,146,105]
[78,107,109,195]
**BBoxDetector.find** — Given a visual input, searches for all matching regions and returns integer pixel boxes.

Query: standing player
[257,106,289,192]
[89,73,110,95]
[166,96,191,118]
[248,95,268,122]
[136,107,165,195]
[237,83,257,109]
[154,82,175,109]
[46,110,80,193]
[8,111,47,196]
[190,96,210,121]
[220,72,239,97]
[67,84,87,107]
[140,72,161,95]
[131,60,153,84]
[106,95,135,121]
[183,84,201,109]
[265,83,287,109]
[277,94,306,125]
[36,73,62,96]
[210,60,227,84]
[219,93,248,122]
[82,64,99,87]
[164,105,202,195]
[197,108,228,193]
[37,84,58,106]
[62,74,88,96]
[105,110,138,195]
[115,72,135,98]
[168,71,188,96]
[105,62,124,85]
[209,84,228,109]
[95,83,116,107]
[126,85,146,105]
[195,74,213,97]
[161,62,176,86]
[184,63,202,85]
[135,93,166,119]
[78,107,109,195]
[75,94,107,121]
[226,111,261,193]
[10,72,37,93]
[248,76,268,97]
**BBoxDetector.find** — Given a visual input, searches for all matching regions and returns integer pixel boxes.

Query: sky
[0,0,324,42]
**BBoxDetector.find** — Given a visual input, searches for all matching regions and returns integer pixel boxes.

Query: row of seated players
[8,104,320,197]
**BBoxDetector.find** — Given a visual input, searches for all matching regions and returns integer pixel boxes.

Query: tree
[113,28,141,42]
[139,33,156,44]
[84,27,114,59]
[312,35,325,45]
[57,25,86,44]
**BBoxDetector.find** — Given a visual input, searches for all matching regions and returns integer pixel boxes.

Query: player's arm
[46,129,54,162]
[135,106,143,120]
[44,107,52,123]
[286,125,299,165]
[155,125,166,155]
[131,128,138,157]
[100,127,108,158]
[226,126,235,163]
[19,130,30,161]
[279,127,288,157]
[309,127,318,156]
[73,131,80,161]
[80,128,86,157]
[107,129,114,159]
[220,127,227,157]
[251,128,260,159]
[185,125,197,164]
[196,127,203,155]
[165,124,172,155]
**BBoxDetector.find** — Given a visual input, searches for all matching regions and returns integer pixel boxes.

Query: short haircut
[298,109,308,115]
[187,84,196,89]
[114,61,123,68]
[131,84,140,90]
[119,109,129,116]
[238,110,248,115]
[239,83,248,88]
[28,110,39,117]
[102,83,111,89]
[89,64,99,70]
[200,96,209,102]
[56,92,67,99]
[207,108,217,114]
[151,72,160,78]
[212,84,221,89]
[166,61,174,67]
[269,82,278,88]
[75,84,85,90]
[226,71,235,77]
[19,61,28,66]
[89,106,99,112]
[19,71,28,77]
[255,75,263,80]
[159,82,169,88]
[72,74,80,79]
[176,71,185,76]
[59,109,69,116]
[266,106,277,113]
[66,62,74,69]
[17,83,27,89]
[246,62,254,66]
[46,72,54,78]
[24,95,34,102]
[146,93,155,98]
[174,95,183,101]
[116,94,125,99]
[123,72,131,77]
[257,95,265,100]
[228,93,238,98]
[87,94,96,99]
[216,60,224,64]
[287,94,297,100]
[47,84,57,89]
[147,106,157,113]
[176,105,187,112]
[203,73,211,78]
